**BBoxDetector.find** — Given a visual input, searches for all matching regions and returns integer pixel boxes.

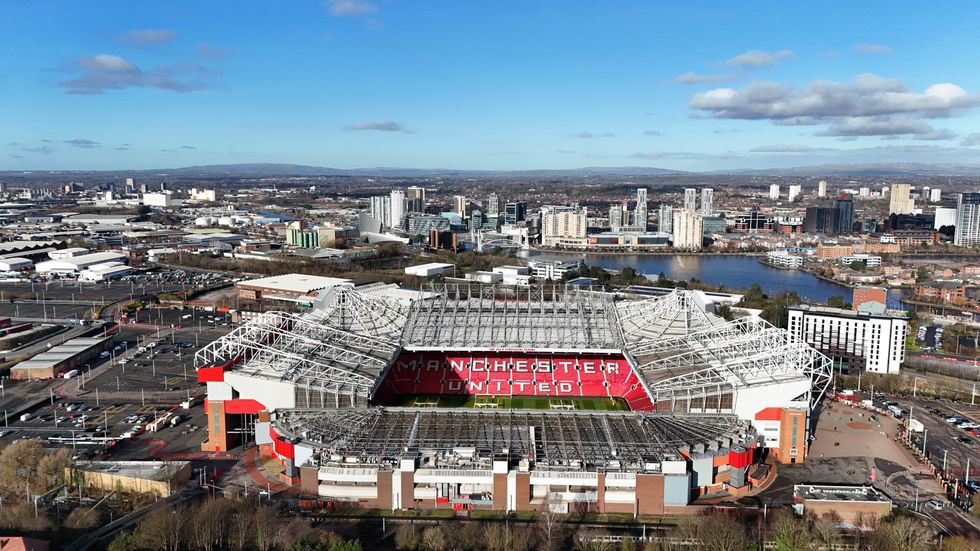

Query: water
[528,252,906,307]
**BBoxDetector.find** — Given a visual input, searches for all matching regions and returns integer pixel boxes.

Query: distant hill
[709,163,980,177]
[157,164,688,178]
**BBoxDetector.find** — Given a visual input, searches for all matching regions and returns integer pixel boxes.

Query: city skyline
[4,1,980,171]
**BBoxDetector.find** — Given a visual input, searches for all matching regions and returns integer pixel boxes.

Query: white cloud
[326,0,377,17]
[689,74,978,139]
[574,132,614,139]
[345,121,409,132]
[854,43,893,54]
[58,54,218,95]
[960,133,980,147]
[122,29,178,47]
[674,72,734,85]
[750,144,818,153]
[64,138,100,148]
[725,49,793,68]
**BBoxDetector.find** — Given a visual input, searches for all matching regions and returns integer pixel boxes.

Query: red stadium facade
[375,352,652,409]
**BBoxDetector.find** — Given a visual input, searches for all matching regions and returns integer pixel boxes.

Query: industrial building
[11,336,112,380]
[236,274,353,305]
[195,285,831,513]
[0,257,33,272]
[793,485,892,526]
[34,252,127,275]
[68,461,192,497]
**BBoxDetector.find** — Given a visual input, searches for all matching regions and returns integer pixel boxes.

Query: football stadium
[196,284,832,514]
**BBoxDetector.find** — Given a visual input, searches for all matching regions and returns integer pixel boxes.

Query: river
[526,252,906,308]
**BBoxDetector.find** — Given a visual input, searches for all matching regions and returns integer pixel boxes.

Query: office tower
[658,204,674,234]
[370,195,390,227]
[608,204,624,230]
[859,187,870,197]
[803,206,833,234]
[683,188,698,212]
[832,193,854,235]
[700,188,713,216]
[672,209,703,250]
[769,184,780,200]
[889,183,915,214]
[817,180,827,198]
[954,192,980,247]
[389,190,406,229]
[452,195,468,217]
[541,206,588,247]
[485,192,501,218]
[406,186,426,212]
[788,184,802,202]
[504,201,527,225]
[929,188,942,203]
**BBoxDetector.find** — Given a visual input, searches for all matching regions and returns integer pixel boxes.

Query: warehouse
[68,460,191,497]
[11,336,112,379]
[0,257,33,272]
[79,263,134,282]
[236,273,352,305]
[34,252,127,275]
[404,262,454,277]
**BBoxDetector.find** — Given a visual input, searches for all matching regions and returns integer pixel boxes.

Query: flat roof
[238,273,351,294]
[790,304,908,319]
[13,336,110,370]
[794,484,891,503]
[39,252,126,267]
[72,460,190,481]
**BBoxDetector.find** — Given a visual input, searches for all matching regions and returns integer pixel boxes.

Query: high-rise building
[859,187,870,197]
[803,207,833,234]
[672,209,703,250]
[832,194,854,235]
[504,201,527,225]
[700,188,713,216]
[635,188,648,230]
[769,184,780,200]
[370,195,390,227]
[389,190,406,229]
[788,184,802,202]
[934,207,957,230]
[788,304,907,374]
[453,195,469,218]
[954,192,980,247]
[406,186,426,212]
[817,180,827,198]
[929,188,942,203]
[658,204,674,234]
[608,204,624,230]
[889,183,915,215]
[541,206,588,247]
[485,192,501,218]
[683,188,698,212]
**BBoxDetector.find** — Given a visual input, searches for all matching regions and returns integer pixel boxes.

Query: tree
[716,304,734,321]
[253,505,280,551]
[698,513,747,551]
[395,524,421,551]
[65,507,102,529]
[137,505,188,551]
[870,516,933,551]
[421,526,449,551]
[826,295,849,309]
[768,510,813,551]
[850,260,867,272]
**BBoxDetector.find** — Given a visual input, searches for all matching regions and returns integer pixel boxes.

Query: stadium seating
[379,352,655,410]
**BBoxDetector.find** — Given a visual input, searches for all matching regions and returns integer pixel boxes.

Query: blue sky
[3,1,980,171]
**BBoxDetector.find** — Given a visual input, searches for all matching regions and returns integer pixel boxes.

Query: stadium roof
[274,408,755,471]
[237,274,352,294]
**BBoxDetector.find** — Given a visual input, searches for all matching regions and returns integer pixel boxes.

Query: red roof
[755,407,783,421]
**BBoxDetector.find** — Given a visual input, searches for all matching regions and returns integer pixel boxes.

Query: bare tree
[768,510,813,550]
[698,514,747,551]
[421,525,449,551]
[394,524,421,551]
[137,505,187,551]
[253,504,279,551]
[871,517,934,551]
[64,507,102,529]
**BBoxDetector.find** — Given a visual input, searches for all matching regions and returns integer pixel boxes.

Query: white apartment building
[389,189,406,229]
[817,181,827,198]
[788,304,907,374]
[700,188,713,216]
[766,251,803,268]
[769,184,780,200]
[672,209,703,250]
[541,206,588,247]
[954,192,980,247]
[787,185,802,202]
[683,188,698,212]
